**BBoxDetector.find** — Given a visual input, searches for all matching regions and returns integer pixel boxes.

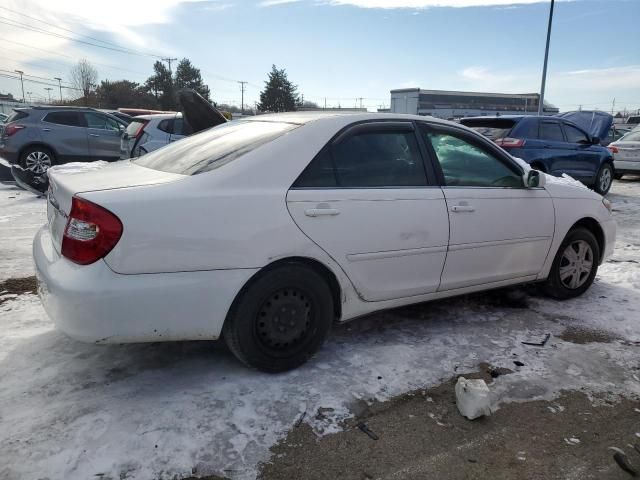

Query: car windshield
[620,131,640,142]
[134,120,298,175]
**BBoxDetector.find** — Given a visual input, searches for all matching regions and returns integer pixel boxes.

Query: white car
[609,130,640,179]
[34,113,616,372]
[120,113,191,158]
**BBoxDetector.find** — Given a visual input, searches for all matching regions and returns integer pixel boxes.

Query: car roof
[133,113,181,120]
[244,111,460,127]
[462,115,526,122]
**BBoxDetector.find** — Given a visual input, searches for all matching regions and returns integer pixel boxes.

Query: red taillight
[495,137,525,148]
[4,124,25,137]
[133,120,148,139]
[608,145,619,154]
[61,196,123,265]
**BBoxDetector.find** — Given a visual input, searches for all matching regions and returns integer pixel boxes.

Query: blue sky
[1,0,639,112]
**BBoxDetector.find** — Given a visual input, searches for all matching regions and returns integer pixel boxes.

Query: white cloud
[325,0,569,8]
[558,65,640,90]
[259,0,301,5]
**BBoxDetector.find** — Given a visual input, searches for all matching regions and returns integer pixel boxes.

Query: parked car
[603,125,632,146]
[460,111,615,194]
[121,89,227,158]
[99,110,133,125]
[608,130,640,179]
[35,112,616,372]
[0,112,8,123]
[0,106,127,172]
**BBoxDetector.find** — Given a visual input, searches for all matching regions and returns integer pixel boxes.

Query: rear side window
[539,122,564,142]
[332,130,426,187]
[157,119,172,133]
[134,120,298,175]
[294,149,337,188]
[563,124,590,144]
[6,110,28,123]
[460,118,516,141]
[43,111,83,127]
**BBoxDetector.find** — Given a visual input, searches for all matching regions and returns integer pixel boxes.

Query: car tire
[594,163,613,195]
[542,227,600,300]
[223,264,334,373]
[19,146,56,175]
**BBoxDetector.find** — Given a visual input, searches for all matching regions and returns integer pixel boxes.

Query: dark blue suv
[461,111,614,194]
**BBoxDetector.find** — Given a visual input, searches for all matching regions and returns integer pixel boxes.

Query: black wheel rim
[255,287,313,352]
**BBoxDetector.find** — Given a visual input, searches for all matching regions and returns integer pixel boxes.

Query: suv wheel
[223,264,334,372]
[20,146,55,174]
[594,163,613,195]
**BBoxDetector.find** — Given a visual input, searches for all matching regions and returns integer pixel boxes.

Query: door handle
[304,208,340,217]
[42,128,51,132]
[450,205,475,213]
[89,133,100,137]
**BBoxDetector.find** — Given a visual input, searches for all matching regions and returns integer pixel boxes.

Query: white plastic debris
[455,377,491,420]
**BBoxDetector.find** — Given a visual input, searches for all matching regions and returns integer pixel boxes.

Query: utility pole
[54,77,63,102]
[324,97,326,110]
[538,0,555,116]
[238,81,247,114]
[162,57,178,85]
[14,70,25,103]
[356,97,364,109]
[44,87,53,103]
[611,98,615,116]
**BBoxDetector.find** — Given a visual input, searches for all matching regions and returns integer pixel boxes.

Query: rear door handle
[450,205,475,213]
[304,208,340,217]
[41,128,51,132]
[89,133,100,137]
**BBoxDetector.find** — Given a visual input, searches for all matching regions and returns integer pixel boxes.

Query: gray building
[390,88,559,119]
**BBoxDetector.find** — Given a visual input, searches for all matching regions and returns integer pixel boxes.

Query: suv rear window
[6,110,29,123]
[459,118,517,141]
[134,120,298,175]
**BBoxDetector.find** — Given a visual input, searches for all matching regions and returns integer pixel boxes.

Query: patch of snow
[49,160,111,175]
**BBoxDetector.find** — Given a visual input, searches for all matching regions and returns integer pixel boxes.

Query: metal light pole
[14,70,25,102]
[538,0,555,116]
[44,87,53,103]
[54,77,63,102]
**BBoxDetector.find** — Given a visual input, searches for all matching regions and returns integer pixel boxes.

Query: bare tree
[70,59,98,104]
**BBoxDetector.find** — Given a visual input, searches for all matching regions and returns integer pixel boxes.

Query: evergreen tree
[144,61,175,110]
[96,80,159,109]
[175,58,211,101]
[258,65,300,112]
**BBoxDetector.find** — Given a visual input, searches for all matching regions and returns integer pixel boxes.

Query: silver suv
[120,113,192,158]
[0,106,127,174]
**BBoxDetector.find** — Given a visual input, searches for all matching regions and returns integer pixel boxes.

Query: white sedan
[34,113,616,372]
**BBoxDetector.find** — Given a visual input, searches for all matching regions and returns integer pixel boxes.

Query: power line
[0,16,164,59]
[0,5,165,58]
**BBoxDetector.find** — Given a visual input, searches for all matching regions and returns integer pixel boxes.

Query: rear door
[84,112,124,160]
[419,123,554,291]
[561,122,602,181]
[538,120,574,176]
[287,121,450,302]
[40,111,89,160]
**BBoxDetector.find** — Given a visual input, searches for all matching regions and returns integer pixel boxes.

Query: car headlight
[602,197,613,213]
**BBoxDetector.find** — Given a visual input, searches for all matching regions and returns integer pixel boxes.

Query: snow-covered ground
[1,179,639,480]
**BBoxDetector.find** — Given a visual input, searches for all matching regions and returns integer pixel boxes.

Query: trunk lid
[47,160,183,252]
[177,88,227,134]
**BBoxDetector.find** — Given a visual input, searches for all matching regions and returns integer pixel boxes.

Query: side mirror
[525,169,546,188]
[591,136,600,145]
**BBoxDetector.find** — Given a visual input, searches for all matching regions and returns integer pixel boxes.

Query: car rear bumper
[614,160,640,173]
[33,225,258,344]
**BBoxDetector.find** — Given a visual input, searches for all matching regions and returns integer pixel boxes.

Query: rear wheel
[19,146,55,174]
[542,228,600,300]
[223,264,334,372]
[594,163,613,195]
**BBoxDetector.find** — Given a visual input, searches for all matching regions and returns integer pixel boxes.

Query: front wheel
[223,264,334,372]
[542,228,600,300]
[594,163,613,195]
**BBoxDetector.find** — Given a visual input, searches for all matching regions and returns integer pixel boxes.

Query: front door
[84,112,123,160]
[561,122,602,182]
[287,121,449,302]
[418,123,555,291]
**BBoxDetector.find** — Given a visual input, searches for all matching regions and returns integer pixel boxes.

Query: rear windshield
[125,118,146,137]
[6,110,29,123]
[620,131,640,142]
[459,118,517,141]
[134,120,298,175]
